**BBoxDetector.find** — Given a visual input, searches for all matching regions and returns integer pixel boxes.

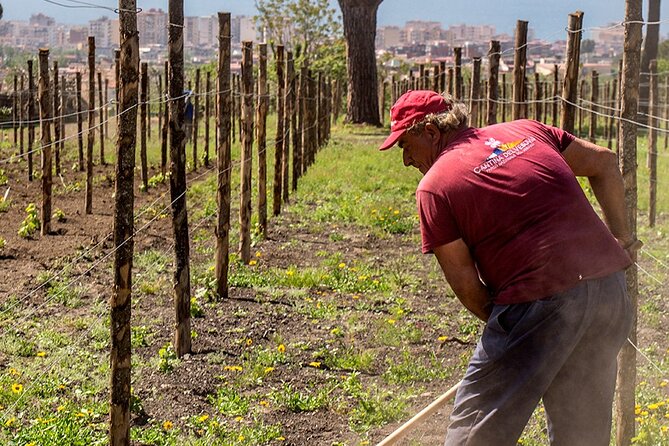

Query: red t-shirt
[417,119,631,305]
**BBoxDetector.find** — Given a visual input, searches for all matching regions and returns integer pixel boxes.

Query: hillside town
[0,10,625,75]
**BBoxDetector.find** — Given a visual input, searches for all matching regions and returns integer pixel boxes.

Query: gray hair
[406,93,469,135]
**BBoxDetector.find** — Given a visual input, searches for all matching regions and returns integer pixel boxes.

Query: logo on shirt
[474,136,536,173]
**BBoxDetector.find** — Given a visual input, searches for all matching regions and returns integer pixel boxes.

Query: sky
[4,0,669,41]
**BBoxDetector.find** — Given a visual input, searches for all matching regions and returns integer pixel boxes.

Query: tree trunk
[338,0,382,125]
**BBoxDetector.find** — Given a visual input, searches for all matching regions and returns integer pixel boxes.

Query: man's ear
[425,123,441,143]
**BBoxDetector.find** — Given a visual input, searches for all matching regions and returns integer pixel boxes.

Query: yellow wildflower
[338,262,346,268]
[660,380,668,388]
[278,437,286,441]
[387,319,396,325]
[264,367,275,374]
[235,416,243,422]
[286,270,295,277]
[246,338,253,346]
[255,251,262,258]
[438,336,448,342]
[162,420,174,430]
[8,368,18,376]
[393,210,400,215]
[238,434,245,441]
[56,405,65,412]
[259,400,270,407]
[36,351,46,357]
[661,426,668,433]
[648,403,660,410]
[5,417,15,427]
[11,383,23,394]
[277,344,286,353]
[197,414,209,423]
[249,260,257,266]
[309,362,321,368]
[223,365,243,372]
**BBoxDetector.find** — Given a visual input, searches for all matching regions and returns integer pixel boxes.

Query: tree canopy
[255,0,343,74]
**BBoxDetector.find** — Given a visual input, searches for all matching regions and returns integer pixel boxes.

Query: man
[379,90,641,445]
[184,91,194,143]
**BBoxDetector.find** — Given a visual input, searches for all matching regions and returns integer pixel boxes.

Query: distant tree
[0,3,3,21]
[255,0,342,70]
[581,39,595,54]
[338,0,382,125]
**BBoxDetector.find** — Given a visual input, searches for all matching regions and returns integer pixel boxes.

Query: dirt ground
[2,136,667,446]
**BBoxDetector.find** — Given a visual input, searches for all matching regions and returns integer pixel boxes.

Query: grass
[0,115,668,446]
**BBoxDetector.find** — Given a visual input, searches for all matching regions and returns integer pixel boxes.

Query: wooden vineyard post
[110,1,139,444]
[28,60,35,182]
[439,61,446,94]
[13,75,18,149]
[283,52,294,204]
[512,20,528,120]
[589,71,599,143]
[105,78,109,138]
[648,60,657,227]
[487,40,500,125]
[98,71,106,165]
[85,36,95,215]
[140,62,148,191]
[446,67,453,96]
[299,64,308,176]
[60,75,65,161]
[292,66,303,191]
[115,49,121,122]
[608,78,618,151]
[560,11,584,134]
[231,74,237,144]
[38,49,53,236]
[615,0,641,444]
[308,70,318,168]
[256,43,269,238]
[664,75,669,151]
[215,12,232,300]
[76,72,84,171]
[534,73,543,123]
[273,45,285,217]
[239,41,254,264]
[168,0,192,357]
[578,79,585,137]
[469,57,481,128]
[158,75,163,142]
[454,48,462,100]
[53,61,61,176]
[552,65,559,127]
[146,71,151,141]
[501,73,507,122]
[161,61,168,176]
[616,59,623,155]
[19,75,25,156]
[193,68,200,170]
[204,71,211,167]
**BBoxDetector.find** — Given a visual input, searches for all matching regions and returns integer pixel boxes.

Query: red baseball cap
[379,90,450,151]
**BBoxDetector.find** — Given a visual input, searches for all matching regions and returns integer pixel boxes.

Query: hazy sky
[4,0,668,41]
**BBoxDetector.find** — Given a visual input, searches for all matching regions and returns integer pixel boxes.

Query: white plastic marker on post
[376,381,462,446]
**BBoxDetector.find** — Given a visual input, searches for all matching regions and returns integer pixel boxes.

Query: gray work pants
[445,271,632,446]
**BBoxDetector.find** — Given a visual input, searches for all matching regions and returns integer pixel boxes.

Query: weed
[157,344,178,373]
[18,203,40,238]
[270,383,330,412]
[52,208,66,222]
[313,345,375,373]
[208,386,250,416]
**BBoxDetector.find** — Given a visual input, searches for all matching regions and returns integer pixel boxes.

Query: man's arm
[561,137,640,255]
[433,239,492,322]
